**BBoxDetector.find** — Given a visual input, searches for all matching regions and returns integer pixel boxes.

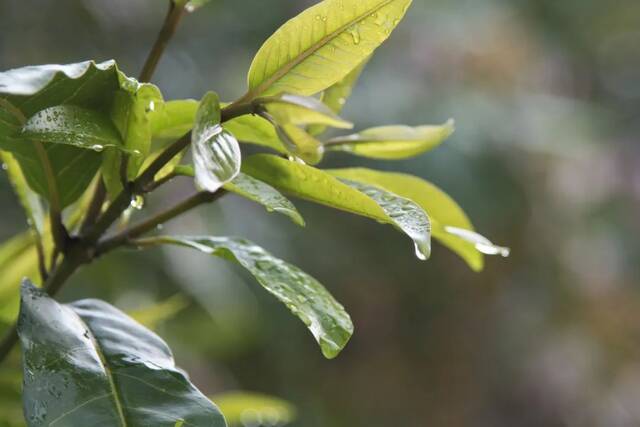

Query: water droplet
[90,144,104,152]
[184,3,196,12]
[1,163,7,170]
[414,241,431,261]
[348,25,361,44]
[130,194,145,210]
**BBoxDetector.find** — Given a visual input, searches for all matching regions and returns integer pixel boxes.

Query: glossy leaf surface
[274,123,325,165]
[225,173,305,226]
[242,154,432,258]
[21,105,124,152]
[149,99,198,145]
[326,120,454,159]
[18,281,226,427]
[327,168,507,271]
[151,236,353,359]
[222,114,287,154]
[339,178,431,260]
[245,0,413,98]
[258,93,353,129]
[192,92,241,192]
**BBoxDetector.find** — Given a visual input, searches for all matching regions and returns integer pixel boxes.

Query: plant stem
[138,1,186,83]
[80,179,107,235]
[97,190,225,255]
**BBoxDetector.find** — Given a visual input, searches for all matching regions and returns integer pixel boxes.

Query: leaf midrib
[244,0,397,101]
[74,312,129,427]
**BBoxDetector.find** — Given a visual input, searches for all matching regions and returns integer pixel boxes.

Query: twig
[138,2,186,83]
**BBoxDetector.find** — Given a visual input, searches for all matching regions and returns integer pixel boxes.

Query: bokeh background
[1,0,640,426]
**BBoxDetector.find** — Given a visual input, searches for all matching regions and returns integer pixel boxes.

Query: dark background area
[1,0,640,426]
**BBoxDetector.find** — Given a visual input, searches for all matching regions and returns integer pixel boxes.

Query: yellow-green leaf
[309,57,370,136]
[211,391,296,426]
[258,93,353,129]
[326,119,454,160]
[223,114,287,154]
[128,294,189,330]
[242,154,432,260]
[243,0,413,99]
[327,168,510,271]
[149,99,198,146]
[274,123,325,165]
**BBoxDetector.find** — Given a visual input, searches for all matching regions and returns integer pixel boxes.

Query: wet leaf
[327,168,510,271]
[17,281,226,426]
[223,114,287,154]
[242,154,432,259]
[274,123,325,165]
[192,92,241,192]
[21,105,125,152]
[244,0,413,99]
[326,120,454,160]
[149,236,353,359]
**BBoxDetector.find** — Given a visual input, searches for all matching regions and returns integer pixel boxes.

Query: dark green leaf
[18,281,226,426]
[192,92,241,192]
[148,236,353,359]
[21,105,125,152]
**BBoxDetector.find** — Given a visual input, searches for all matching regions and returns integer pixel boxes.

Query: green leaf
[258,93,353,129]
[242,154,431,259]
[149,99,198,146]
[174,167,305,226]
[308,57,369,136]
[18,281,226,426]
[211,392,296,426]
[0,151,45,233]
[326,120,455,160]
[0,60,149,207]
[0,233,39,323]
[192,92,241,192]
[20,105,125,152]
[128,294,190,330]
[225,173,305,226]
[223,114,286,154]
[274,123,325,165]
[327,168,510,271]
[244,0,413,99]
[339,178,431,260]
[149,236,353,359]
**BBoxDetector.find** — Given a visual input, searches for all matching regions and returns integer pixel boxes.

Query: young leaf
[17,281,226,426]
[327,168,509,271]
[225,173,305,226]
[211,392,296,427]
[325,120,455,160]
[0,151,45,233]
[242,154,432,259]
[308,57,370,135]
[128,294,190,330]
[192,92,241,192]
[147,236,353,359]
[243,0,413,99]
[223,114,287,154]
[149,99,198,146]
[257,93,353,129]
[21,105,126,153]
[339,178,431,260]
[175,166,305,226]
[274,123,325,165]
[0,233,39,323]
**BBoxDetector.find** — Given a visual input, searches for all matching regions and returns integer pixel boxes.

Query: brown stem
[138,2,186,83]
[80,180,107,235]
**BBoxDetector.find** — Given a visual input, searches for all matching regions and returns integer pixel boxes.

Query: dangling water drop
[90,144,104,152]
[130,194,145,210]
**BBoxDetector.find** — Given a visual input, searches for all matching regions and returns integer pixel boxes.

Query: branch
[138,1,186,83]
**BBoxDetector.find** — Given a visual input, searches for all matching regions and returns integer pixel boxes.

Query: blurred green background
[1,0,640,426]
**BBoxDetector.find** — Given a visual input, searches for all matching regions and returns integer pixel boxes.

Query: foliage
[0,0,507,425]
